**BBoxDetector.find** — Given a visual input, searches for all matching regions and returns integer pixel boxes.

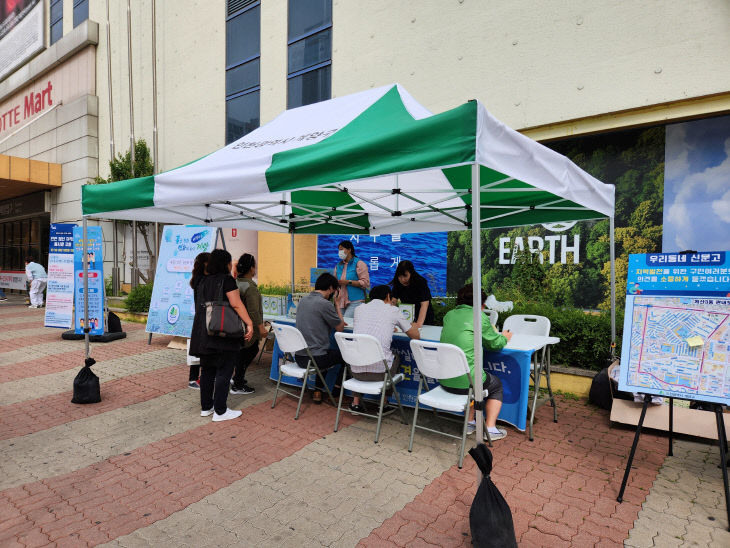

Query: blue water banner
[317,233,447,294]
[146,226,216,337]
[44,223,76,328]
[73,226,104,335]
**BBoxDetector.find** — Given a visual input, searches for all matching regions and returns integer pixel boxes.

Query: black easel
[616,394,730,532]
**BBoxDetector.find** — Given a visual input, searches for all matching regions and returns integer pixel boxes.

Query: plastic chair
[270,322,336,419]
[408,340,492,469]
[502,314,556,440]
[333,333,408,443]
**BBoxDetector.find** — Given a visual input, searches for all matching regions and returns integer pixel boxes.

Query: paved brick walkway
[0,303,728,547]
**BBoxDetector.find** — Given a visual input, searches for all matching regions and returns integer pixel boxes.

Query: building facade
[1,0,729,288]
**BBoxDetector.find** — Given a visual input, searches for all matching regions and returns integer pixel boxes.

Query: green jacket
[236,277,263,348]
[439,305,507,389]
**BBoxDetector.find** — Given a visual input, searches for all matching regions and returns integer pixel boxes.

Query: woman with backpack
[333,240,370,317]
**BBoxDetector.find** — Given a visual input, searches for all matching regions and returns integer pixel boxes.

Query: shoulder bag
[205,279,246,338]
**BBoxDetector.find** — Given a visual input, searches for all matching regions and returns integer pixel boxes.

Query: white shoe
[485,426,507,441]
[212,408,242,422]
[466,420,476,435]
[28,305,38,308]
[200,408,214,417]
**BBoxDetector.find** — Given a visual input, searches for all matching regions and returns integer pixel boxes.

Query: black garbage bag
[71,358,101,404]
[468,443,518,548]
[589,368,613,410]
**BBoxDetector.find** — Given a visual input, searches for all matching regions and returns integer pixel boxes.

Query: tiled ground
[0,298,728,547]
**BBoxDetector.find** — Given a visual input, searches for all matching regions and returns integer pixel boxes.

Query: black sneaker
[230,383,255,395]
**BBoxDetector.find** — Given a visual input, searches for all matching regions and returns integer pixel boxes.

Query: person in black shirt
[390,260,434,327]
[189,249,253,422]
[187,251,210,389]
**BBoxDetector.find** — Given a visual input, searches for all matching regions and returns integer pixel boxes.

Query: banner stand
[617,393,730,532]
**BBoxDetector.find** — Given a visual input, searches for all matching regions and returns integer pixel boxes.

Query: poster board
[44,223,76,328]
[73,226,105,335]
[145,226,216,337]
[618,251,730,405]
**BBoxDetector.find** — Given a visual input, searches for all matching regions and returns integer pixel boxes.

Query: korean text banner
[619,251,730,405]
[73,226,105,335]
[145,226,216,337]
[44,223,76,328]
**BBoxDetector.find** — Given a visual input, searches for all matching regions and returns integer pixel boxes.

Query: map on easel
[619,252,730,405]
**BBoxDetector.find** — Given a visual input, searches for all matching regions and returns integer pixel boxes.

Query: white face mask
[338,249,347,260]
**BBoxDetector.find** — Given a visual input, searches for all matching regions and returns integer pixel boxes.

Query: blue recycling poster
[145,226,216,337]
[317,232,447,293]
[73,226,105,335]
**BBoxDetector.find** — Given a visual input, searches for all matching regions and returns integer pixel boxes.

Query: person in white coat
[25,257,48,309]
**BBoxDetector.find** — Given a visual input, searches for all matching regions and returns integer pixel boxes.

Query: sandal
[312,390,323,404]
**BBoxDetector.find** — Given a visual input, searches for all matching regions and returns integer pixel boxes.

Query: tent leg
[471,162,484,446]
[610,216,616,359]
[290,233,295,295]
[83,217,90,360]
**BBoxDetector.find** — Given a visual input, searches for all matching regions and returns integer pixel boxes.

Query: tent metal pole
[290,233,295,295]
[112,220,119,296]
[83,217,90,359]
[610,216,616,358]
[105,0,115,161]
[471,162,485,445]
[131,220,138,289]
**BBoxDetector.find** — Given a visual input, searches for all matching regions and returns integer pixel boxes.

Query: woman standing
[189,249,253,422]
[230,253,267,395]
[334,240,370,317]
[188,251,210,389]
[390,260,434,327]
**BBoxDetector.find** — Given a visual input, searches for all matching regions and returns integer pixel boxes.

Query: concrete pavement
[0,301,728,547]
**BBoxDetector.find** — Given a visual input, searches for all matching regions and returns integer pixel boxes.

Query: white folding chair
[408,340,491,469]
[255,321,275,365]
[270,322,336,419]
[502,314,556,440]
[333,333,408,443]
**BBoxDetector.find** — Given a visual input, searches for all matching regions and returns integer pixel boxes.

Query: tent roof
[82,84,614,234]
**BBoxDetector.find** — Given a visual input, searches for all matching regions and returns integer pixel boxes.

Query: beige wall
[332,0,730,132]
[92,0,227,177]
[257,233,317,288]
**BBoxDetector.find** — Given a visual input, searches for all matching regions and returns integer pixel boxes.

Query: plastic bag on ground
[71,358,101,404]
[468,443,518,548]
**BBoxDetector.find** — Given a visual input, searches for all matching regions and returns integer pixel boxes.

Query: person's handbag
[205,280,246,338]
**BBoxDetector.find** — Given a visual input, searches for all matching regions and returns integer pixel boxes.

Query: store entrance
[0,215,50,292]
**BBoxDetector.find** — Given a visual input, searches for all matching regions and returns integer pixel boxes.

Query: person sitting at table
[295,273,347,404]
[440,284,512,441]
[390,260,434,328]
[334,240,370,317]
[350,284,421,412]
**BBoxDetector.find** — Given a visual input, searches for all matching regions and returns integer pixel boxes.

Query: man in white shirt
[25,257,48,309]
[350,285,420,412]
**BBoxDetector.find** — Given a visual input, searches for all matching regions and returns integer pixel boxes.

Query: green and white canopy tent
[82,84,616,440]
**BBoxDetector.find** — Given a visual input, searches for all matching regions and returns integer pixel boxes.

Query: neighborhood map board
[619,252,730,405]
[622,296,730,404]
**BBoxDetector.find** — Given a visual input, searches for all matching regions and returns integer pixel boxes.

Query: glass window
[226,5,260,67]
[288,28,331,74]
[50,0,63,45]
[226,58,260,97]
[288,65,331,109]
[226,91,260,144]
[226,2,260,143]
[288,0,332,40]
[73,0,89,28]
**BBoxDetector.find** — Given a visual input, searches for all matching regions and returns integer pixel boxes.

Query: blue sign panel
[619,251,730,404]
[317,232,448,295]
[44,223,76,328]
[145,226,216,337]
[73,226,104,335]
